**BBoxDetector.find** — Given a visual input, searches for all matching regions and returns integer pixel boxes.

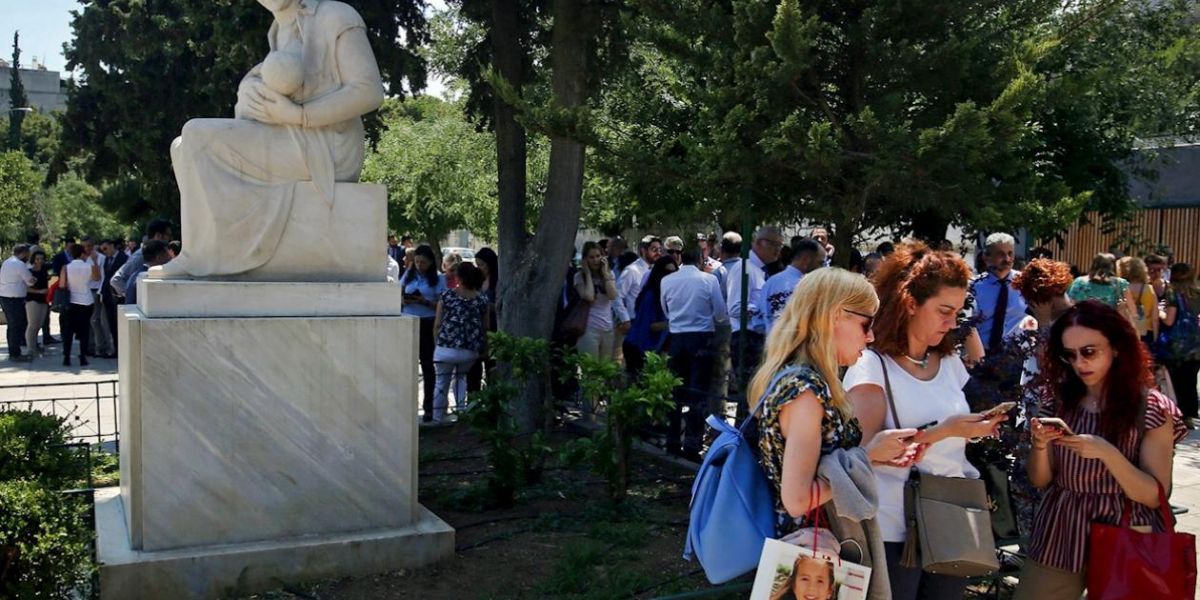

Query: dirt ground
[242,423,747,600]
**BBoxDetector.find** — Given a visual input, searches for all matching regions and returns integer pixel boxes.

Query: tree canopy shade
[590,0,1200,263]
[56,0,430,222]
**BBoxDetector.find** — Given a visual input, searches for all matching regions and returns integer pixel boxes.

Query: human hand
[1056,434,1116,461]
[616,320,632,335]
[239,79,302,126]
[865,428,918,464]
[931,412,1004,441]
[1030,417,1068,449]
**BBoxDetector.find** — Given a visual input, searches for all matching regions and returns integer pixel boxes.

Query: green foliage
[0,481,93,599]
[460,332,554,507]
[39,173,126,243]
[0,111,60,168]
[58,0,429,222]
[562,351,680,502]
[0,409,87,489]
[8,32,29,152]
[0,151,39,242]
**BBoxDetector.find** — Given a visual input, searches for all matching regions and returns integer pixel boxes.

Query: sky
[2,0,449,96]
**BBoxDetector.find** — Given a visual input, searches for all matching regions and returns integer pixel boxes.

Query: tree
[8,32,28,152]
[57,0,430,222]
[0,151,40,242]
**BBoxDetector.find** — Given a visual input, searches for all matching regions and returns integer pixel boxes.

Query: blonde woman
[754,268,919,540]
[1117,256,1158,344]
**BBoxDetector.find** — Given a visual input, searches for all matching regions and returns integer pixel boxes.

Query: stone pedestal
[98,280,454,598]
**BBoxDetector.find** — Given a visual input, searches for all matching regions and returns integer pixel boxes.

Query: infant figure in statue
[153,0,384,280]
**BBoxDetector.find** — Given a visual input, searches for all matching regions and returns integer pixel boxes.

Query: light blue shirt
[757,265,804,334]
[402,271,447,319]
[971,271,1027,342]
[660,265,729,334]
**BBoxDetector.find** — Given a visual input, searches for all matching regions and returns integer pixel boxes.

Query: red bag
[1087,484,1197,600]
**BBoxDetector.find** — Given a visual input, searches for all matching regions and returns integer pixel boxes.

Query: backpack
[684,366,801,584]
[1157,293,1200,362]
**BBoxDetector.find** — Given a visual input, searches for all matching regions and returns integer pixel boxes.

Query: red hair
[1041,300,1154,443]
[871,241,973,357]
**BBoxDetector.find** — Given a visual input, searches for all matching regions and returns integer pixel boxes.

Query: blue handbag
[1156,293,1200,363]
[683,366,800,584]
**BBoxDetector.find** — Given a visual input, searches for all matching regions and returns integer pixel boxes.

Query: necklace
[903,351,930,369]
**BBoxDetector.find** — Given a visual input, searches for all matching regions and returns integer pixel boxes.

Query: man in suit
[99,240,128,358]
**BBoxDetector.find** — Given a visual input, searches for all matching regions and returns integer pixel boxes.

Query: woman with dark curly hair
[1015,301,1186,599]
[844,242,1007,600]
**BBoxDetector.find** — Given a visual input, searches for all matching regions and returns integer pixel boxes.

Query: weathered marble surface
[96,487,455,600]
[138,278,404,318]
[119,307,418,551]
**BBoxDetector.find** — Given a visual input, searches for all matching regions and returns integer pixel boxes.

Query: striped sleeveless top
[1028,390,1186,572]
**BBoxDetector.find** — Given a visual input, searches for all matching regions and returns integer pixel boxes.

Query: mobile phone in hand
[1035,417,1075,436]
[981,401,1018,420]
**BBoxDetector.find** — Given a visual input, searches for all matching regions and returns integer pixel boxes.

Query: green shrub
[0,480,93,599]
[0,409,87,488]
[563,352,680,502]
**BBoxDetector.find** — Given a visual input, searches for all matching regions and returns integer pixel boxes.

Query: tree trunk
[495,0,592,434]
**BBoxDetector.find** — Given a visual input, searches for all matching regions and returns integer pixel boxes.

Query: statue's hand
[239,79,303,126]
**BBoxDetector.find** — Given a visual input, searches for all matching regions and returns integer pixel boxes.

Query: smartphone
[1035,417,1075,436]
[981,401,1018,420]
[915,420,938,432]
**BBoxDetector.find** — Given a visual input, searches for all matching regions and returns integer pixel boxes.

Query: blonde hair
[1117,256,1148,284]
[748,268,879,420]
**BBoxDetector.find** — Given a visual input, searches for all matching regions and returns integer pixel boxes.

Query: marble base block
[137,279,405,318]
[96,488,455,600]
[226,182,388,283]
[118,304,420,552]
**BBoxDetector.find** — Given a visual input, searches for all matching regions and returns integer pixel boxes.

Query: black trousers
[1166,359,1200,419]
[0,297,27,357]
[62,303,92,360]
[667,331,715,454]
[729,330,764,414]
[418,317,436,421]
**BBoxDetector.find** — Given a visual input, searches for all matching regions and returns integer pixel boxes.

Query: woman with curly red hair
[844,242,1007,600]
[1014,300,1186,599]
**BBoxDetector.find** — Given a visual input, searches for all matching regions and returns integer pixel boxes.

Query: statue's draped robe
[169,0,382,277]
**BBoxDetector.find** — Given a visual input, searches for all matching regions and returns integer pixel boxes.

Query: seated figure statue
[153,0,384,279]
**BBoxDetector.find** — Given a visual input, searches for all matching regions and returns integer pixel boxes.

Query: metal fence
[0,379,119,448]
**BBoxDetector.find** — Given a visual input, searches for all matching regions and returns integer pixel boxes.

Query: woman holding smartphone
[402,245,448,423]
[844,242,1007,600]
[1015,300,1186,599]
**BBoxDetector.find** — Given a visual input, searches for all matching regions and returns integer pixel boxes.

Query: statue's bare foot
[146,260,192,280]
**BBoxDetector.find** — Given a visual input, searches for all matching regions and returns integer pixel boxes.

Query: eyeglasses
[1058,345,1104,364]
[843,309,875,335]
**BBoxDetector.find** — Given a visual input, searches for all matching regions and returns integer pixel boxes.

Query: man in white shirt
[723,226,783,410]
[758,238,826,333]
[0,244,36,361]
[618,235,663,374]
[660,247,728,461]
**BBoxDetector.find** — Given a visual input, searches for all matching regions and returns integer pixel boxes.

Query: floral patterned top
[756,363,863,536]
[435,289,490,353]
[1067,276,1129,309]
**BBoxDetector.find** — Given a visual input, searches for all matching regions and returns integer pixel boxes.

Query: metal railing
[0,379,120,448]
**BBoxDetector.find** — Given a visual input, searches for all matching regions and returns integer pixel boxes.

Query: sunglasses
[667,249,683,255]
[843,309,875,335]
[1058,345,1104,364]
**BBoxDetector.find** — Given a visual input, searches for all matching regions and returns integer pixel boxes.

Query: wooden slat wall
[1042,208,1200,269]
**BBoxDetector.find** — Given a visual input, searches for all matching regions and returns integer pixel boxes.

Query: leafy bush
[461,332,554,507]
[0,480,93,599]
[0,409,87,488]
[563,352,680,502]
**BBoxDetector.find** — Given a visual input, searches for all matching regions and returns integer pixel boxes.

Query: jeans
[576,327,616,361]
[0,296,28,357]
[884,542,968,600]
[667,331,715,454]
[24,302,48,355]
[432,346,478,421]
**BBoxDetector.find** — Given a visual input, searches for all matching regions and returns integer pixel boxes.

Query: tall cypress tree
[8,31,29,151]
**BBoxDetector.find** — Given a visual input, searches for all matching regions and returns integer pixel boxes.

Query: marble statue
[155,0,385,279]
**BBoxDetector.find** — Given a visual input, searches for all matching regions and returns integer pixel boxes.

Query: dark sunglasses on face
[843,308,875,335]
[668,249,682,256]
[1059,345,1103,364]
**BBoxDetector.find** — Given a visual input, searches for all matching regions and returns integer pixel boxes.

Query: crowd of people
[0,220,175,366]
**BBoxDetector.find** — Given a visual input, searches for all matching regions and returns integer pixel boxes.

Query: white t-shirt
[65,260,96,306]
[842,351,979,542]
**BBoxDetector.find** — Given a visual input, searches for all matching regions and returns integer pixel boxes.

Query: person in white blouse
[59,244,101,367]
[844,241,1006,600]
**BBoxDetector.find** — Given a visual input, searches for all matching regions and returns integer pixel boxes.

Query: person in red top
[1015,300,1187,599]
